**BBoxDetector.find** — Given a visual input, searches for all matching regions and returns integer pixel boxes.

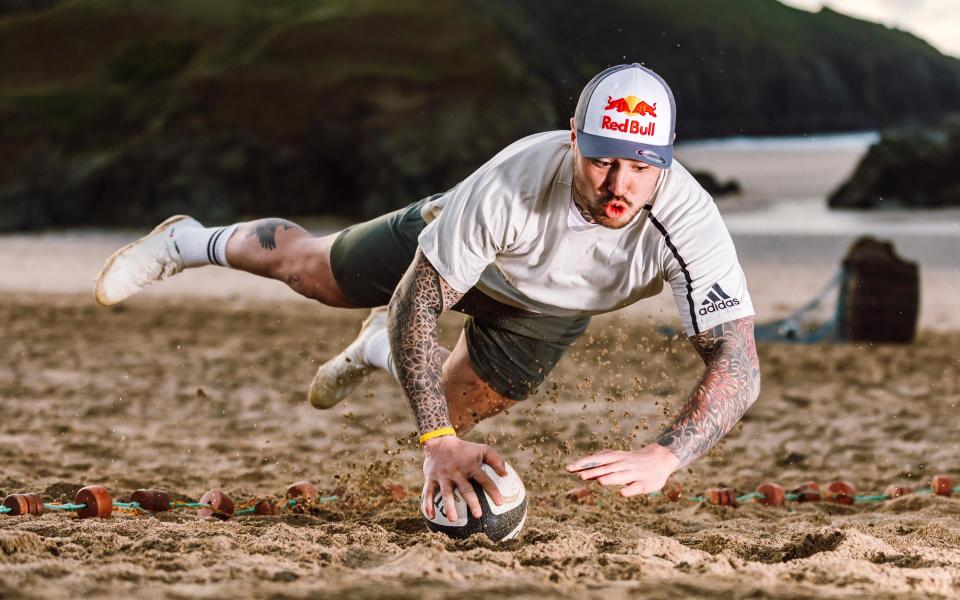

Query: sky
[779,0,960,58]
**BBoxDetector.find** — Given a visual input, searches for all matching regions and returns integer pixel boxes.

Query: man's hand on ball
[565,444,680,497]
[421,436,508,521]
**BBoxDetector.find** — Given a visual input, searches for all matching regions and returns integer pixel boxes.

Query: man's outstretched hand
[566,444,680,497]
[422,436,508,522]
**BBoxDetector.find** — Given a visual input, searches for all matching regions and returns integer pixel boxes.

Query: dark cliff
[2,0,958,229]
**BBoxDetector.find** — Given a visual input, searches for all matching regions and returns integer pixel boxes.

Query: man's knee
[277,235,353,307]
[442,336,517,433]
[446,386,516,434]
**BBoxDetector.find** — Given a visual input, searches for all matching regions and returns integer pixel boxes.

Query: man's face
[569,122,662,229]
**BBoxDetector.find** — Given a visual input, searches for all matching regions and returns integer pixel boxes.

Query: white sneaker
[308,307,388,409]
[94,215,202,306]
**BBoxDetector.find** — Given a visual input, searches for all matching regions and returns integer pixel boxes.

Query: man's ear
[570,118,577,145]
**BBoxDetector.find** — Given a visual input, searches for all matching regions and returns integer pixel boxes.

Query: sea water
[676,131,960,269]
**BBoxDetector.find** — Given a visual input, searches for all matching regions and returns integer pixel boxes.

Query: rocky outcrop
[828,118,960,209]
[691,171,741,198]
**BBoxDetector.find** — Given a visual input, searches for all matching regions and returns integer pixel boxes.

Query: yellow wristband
[419,427,457,445]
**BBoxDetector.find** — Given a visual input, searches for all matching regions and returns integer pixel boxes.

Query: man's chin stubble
[597,218,630,230]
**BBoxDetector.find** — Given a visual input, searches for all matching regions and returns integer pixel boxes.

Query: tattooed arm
[656,316,761,467]
[388,250,507,521]
[388,250,464,433]
[567,316,760,496]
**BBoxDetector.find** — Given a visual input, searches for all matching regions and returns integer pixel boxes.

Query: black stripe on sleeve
[648,215,700,335]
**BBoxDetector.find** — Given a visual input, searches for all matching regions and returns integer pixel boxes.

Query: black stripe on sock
[208,227,225,266]
[649,215,699,335]
[214,227,228,266]
[206,228,218,266]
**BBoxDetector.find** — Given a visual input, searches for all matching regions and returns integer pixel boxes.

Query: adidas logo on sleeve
[698,283,741,316]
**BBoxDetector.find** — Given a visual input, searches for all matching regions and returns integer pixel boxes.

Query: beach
[2,139,960,599]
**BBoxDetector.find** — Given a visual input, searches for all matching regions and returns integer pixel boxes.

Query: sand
[2,144,960,599]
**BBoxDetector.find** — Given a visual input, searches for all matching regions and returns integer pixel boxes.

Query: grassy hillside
[483,0,960,136]
[1,0,959,229]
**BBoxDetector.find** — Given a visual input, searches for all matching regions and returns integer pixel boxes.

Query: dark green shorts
[330,198,590,400]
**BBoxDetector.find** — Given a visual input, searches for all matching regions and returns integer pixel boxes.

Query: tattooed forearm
[246,219,306,250]
[656,317,761,467]
[388,250,464,434]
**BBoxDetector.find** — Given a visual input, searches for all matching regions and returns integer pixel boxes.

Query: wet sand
[3,144,960,598]
[2,294,960,598]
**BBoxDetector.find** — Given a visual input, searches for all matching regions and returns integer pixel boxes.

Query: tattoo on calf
[656,317,761,467]
[249,219,305,251]
[388,251,464,434]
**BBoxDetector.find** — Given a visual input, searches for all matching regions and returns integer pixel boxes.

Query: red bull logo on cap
[601,95,656,137]
[604,95,657,117]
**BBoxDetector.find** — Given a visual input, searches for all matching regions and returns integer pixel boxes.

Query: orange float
[76,485,113,519]
[931,475,952,497]
[883,485,912,499]
[197,489,235,520]
[661,479,683,502]
[286,481,319,503]
[3,493,44,516]
[824,481,856,506]
[790,481,822,503]
[131,489,172,512]
[755,482,786,507]
[705,487,738,507]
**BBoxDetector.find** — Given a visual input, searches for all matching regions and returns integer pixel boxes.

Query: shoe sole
[93,214,193,307]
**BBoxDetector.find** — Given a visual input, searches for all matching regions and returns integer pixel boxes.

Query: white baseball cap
[574,63,676,168]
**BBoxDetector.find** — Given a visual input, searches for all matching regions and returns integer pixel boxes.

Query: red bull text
[600,117,655,135]
[602,95,657,136]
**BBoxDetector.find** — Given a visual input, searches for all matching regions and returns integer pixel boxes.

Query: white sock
[362,327,398,380]
[174,224,239,268]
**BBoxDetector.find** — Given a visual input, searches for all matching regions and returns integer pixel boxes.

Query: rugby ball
[421,462,527,542]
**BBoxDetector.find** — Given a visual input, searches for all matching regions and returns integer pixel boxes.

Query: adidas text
[698,298,740,316]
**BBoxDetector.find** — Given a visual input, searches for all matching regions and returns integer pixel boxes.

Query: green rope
[854,494,889,503]
[2,483,953,518]
[44,503,86,511]
[172,502,212,509]
[682,484,959,506]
